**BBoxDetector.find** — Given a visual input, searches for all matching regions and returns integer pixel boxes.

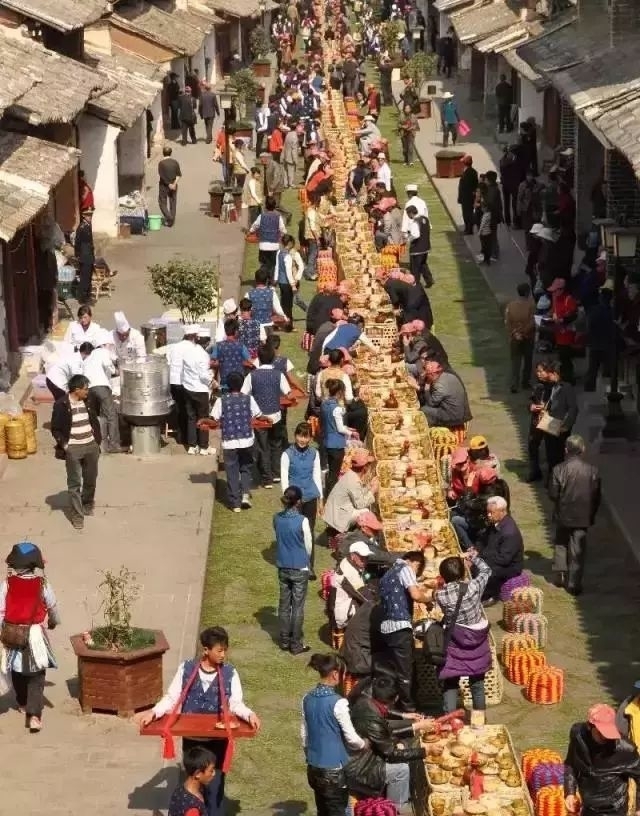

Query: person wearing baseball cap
[322,448,378,534]
[328,539,374,632]
[564,704,640,816]
[469,434,501,475]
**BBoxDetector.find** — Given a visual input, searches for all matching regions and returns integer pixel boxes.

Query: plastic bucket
[148,214,163,231]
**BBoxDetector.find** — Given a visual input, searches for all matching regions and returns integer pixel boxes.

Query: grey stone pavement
[0,119,246,815]
[395,75,640,561]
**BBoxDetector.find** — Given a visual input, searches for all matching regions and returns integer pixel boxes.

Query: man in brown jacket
[505,282,536,393]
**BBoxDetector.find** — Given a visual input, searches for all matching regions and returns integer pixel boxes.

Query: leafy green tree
[148,257,219,323]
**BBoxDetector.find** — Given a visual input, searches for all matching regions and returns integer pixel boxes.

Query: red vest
[4,575,46,624]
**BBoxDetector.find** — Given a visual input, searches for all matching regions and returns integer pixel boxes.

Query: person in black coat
[499,146,523,228]
[305,289,343,335]
[475,496,523,604]
[457,155,478,235]
[541,360,578,475]
[178,87,197,145]
[385,277,433,329]
[548,434,601,595]
[345,674,429,809]
[198,84,220,144]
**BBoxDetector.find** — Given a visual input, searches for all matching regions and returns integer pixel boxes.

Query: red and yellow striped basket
[511,586,544,614]
[522,749,564,783]
[535,785,566,816]
[503,597,537,631]
[506,648,547,686]
[501,633,537,665]
[513,612,549,648]
[526,666,565,705]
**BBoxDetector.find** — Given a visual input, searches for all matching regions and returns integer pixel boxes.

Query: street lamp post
[258,0,266,27]
[601,226,640,438]
[218,87,238,187]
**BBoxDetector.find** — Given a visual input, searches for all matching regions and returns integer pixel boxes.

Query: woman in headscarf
[0,542,60,732]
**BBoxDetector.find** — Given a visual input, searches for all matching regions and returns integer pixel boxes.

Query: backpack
[416,583,468,667]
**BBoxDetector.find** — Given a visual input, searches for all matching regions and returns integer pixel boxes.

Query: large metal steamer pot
[120,358,172,425]
[141,322,168,354]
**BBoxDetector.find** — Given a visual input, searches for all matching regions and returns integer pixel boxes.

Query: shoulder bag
[420,582,468,667]
[0,578,44,650]
[537,401,563,437]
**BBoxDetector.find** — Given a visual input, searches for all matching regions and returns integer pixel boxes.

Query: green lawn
[197,77,640,815]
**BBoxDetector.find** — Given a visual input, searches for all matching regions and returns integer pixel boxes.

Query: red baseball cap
[588,704,621,739]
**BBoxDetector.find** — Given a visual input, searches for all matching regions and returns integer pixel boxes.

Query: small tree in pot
[401,52,437,117]
[70,567,169,716]
[250,25,272,77]
[227,68,260,120]
[148,257,219,321]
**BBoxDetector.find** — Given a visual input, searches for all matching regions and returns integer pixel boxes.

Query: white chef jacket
[181,342,212,393]
[377,162,392,192]
[63,320,103,350]
[401,195,429,234]
[82,347,115,389]
[166,339,192,386]
[45,351,83,392]
[111,328,146,363]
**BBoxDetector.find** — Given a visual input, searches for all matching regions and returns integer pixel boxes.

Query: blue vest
[273,355,289,374]
[258,210,280,244]
[250,367,281,414]
[276,251,289,285]
[238,318,260,356]
[168,786,207,816]
[216,339,246,384]
[285,444,320,501]
[325,323,361,351]
[379,560,413,623]
[181,659,234,714]
[321,398,346,450]
[302,684,349,768]
[249,287,274,326]
[220,392,252,442]
[274,509,309,569]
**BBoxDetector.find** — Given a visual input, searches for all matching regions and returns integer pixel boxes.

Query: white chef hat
[198,327,211,338]
[222,298,238,315]
[114,311,130,333]
[184,324,200,335]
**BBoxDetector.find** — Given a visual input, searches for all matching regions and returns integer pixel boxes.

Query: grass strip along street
[197,74,640,814]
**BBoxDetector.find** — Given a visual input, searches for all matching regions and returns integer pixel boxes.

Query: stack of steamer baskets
[315,29,503,718]
[1,408,38,459]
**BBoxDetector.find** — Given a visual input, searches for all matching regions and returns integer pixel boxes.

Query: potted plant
[148,257,219,320]
[255,82,266,104]
[70,567,169,717]
[230,120,254,140]
[227,68,261,120]
[249,25,272,77]
[435,149,466,179]
[402,52,437,118]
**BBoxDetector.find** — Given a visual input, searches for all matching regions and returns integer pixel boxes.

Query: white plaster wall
[0,257,8,388]
[203,30,217,85]
[150,91,164,147]
[191,45,206,81]
[519,76,544,127]
[77,113,120,238]
[117,113,146,178]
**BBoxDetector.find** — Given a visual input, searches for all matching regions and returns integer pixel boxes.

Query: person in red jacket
[549,278,578,383]
[447,446,479,504]
[0,542,60,732]
[268,122,284,163]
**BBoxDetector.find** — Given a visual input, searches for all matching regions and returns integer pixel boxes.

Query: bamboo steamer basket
[0,413,10,454]
[6,418,28,459]
[20,413,37,455]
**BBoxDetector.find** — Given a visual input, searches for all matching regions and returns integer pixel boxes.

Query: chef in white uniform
[45,344,83,400]
[111,311,146,363]
[63,305,102,350]
[401,182,429,237]
[165,325,198,446]
[81,329,121,453]
[181,325,215,456]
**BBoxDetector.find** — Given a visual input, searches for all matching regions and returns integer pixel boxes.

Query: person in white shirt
[45,347,83,400]
[241,343,290,487]
[134,626,260,816]
[274,235,305,328]
[331,540,374,629]
[401,182,429,236]
[181,324,215,456]
[81,329,120,453]
[243,167,263,228]
[376,152,392,192]
[111,311,146,364]
[315,349,354,403]
[255,102,270,156]
[64,305,102,350]
[214,299,239,343]
[165,325,198,447]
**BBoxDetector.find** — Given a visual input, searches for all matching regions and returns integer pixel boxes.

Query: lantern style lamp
[610,227,640,258]
[592,217,616,252]
[258,0,266,24]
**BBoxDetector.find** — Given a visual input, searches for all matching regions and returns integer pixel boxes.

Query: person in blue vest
[135,626,261,816]
[248,195,286,278]
[377,551,432,713]
[274,485,313,654]
[241,343,290,487]
[237,298,266,360]
[301,652,367,816]
[322,314,375,354]
[321,378,350,499]
[209,319,252,391]
[207,372,263,512]
[247,266,289,334]
[264,334,294,449]
[281,421,323,575]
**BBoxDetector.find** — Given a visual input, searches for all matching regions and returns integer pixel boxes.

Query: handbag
[0,579,44,650]
[537,407,563,437]
[457,119,471,137]
[419,582,468,667]
[300,331,313,352]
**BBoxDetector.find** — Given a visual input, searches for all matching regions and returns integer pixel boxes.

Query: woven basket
[522,750,564,784]
[499,572,532,600]
[365,320,398,350]
[377,459,440,490]
[501,633,537,665]
[428,790,465,816]
[511,587,544,614]
[503,597,538,631]
[534,785,565,816]
[6,418,27,460]
[460,635,503,707]
[414,649,442,710]
[370,410,430,436]
[528,762,564,797]
[0,413,9,454]
[505,648,547,686]
[373,433,433,464]
[526,666,564,705]
[383,520,460,555]
[513,613,549,649]
[378,489,449,524]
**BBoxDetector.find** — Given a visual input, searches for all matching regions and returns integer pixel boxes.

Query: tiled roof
[113,4,205,56]
[0,0,107,31]
[474,23,530,53]
[516,20,603,87]
[0,48,40,113]
[153,0,221,29]
[0,32,113,124]
[449,0,520,45]
[433,0,474,12]
[83,50,162,129]
[592,95,640,178]
[202,0,278,19]
[503,48,541,83]
[0,132,80,241]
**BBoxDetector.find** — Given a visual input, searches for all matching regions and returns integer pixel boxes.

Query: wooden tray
[141,713,257,740]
